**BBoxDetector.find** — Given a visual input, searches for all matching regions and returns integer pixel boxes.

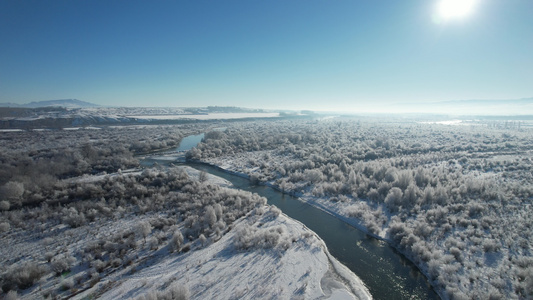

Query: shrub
[51,255,76,275]
[44,252,55,262]
[483,240,500,252]
[269,206,281,217]
[0,222,10,232]
[388,222,408,244]
[181,243,191,253]
[250,174,260,185]
[136,221,153,243]
[0,200,10,211]
[198,234,207,246]
[1,182,24,202]
[169,230,184,252]
[91,259,106,273]
[203,206,217,227]
[234,225,285,250]
[384,187,403,212]
[198,171,208,182]
[60,278,74,291]
[2,262,48,291]
[61,207,87,228]
[166,283,190,300]
[449,247,462,262]
[5,291,18,300]
[137,283,190,300]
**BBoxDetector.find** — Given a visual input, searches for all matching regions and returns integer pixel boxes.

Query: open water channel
[142,133,440,300]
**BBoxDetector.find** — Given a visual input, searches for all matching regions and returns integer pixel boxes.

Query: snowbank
[79,208,371,300]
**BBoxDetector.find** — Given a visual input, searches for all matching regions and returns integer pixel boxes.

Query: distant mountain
[0,99,99,108]
[0,102,20,107]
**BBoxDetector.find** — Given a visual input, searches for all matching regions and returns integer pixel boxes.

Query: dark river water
[176,133,205,151]
[143,134,440,300]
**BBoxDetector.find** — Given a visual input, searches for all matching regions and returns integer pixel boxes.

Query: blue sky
[1,0,532,111]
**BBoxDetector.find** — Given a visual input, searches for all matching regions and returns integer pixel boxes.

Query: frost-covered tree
[187,118,533,299]
[203,206,217,227]
[384,187,403,212]
[136,221,153,244]
[170,230,184,252]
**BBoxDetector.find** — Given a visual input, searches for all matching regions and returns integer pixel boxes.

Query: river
[142,133,440,300]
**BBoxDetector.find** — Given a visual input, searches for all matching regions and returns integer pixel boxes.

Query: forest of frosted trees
[0,125,279,298]
[189,118,533,299]
[2,118,533,299]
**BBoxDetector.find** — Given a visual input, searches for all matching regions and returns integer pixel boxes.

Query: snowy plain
[0,165,371,300]
[79,205,370,300]
[127,112,280,120]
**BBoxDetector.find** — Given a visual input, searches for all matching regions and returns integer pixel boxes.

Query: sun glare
[437,0,478,20]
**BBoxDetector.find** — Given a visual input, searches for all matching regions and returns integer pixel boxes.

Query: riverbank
[1,164,371,299]
[141,131,438,299]
[79,205,372,300]
[189,159,441,299]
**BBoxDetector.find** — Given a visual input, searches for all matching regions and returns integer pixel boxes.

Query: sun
[437,0,478,20]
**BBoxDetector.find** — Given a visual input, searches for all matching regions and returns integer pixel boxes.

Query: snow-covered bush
[59,277,74,291]
[169,230,184,252]
[51,254,76,275]
[384,187,403,212]
[165,283,190,300]
[0,221,10,232]
[61,207,87,228]
[1,262,48,291]
[136,221,153,243]
[4,291,18,300]
[0,200,10,211]
[234,225,286,250]
[137,283,190,300]
[91,259,107,273]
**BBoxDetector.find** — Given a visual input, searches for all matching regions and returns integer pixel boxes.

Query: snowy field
[127,112,280,120]
[0,165,370,300]
[0,106,282,130]
[78,206,370,300]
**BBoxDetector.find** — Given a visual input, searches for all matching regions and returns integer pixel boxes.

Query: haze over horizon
[1,0,532,113]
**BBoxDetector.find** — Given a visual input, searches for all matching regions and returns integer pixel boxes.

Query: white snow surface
[59,167,370,300]
[77,209,371,300]
[128,112,280,120]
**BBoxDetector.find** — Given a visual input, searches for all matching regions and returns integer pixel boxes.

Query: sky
[1,0,532,112]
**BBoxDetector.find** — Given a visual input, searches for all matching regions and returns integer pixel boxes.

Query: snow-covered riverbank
[1,166,371,300]
[194,157,443,298]
[81,206,371,300]
[196,136,532,300]
[71,166,372,299]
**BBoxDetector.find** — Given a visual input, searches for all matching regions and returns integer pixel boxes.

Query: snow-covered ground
[78,207,370,300]
[0,166,371,300]
[0,107,281,130]
[128,112,280,120]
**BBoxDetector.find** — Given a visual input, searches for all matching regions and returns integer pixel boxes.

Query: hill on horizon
[0,99,99,108]
[1,97,532,116]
